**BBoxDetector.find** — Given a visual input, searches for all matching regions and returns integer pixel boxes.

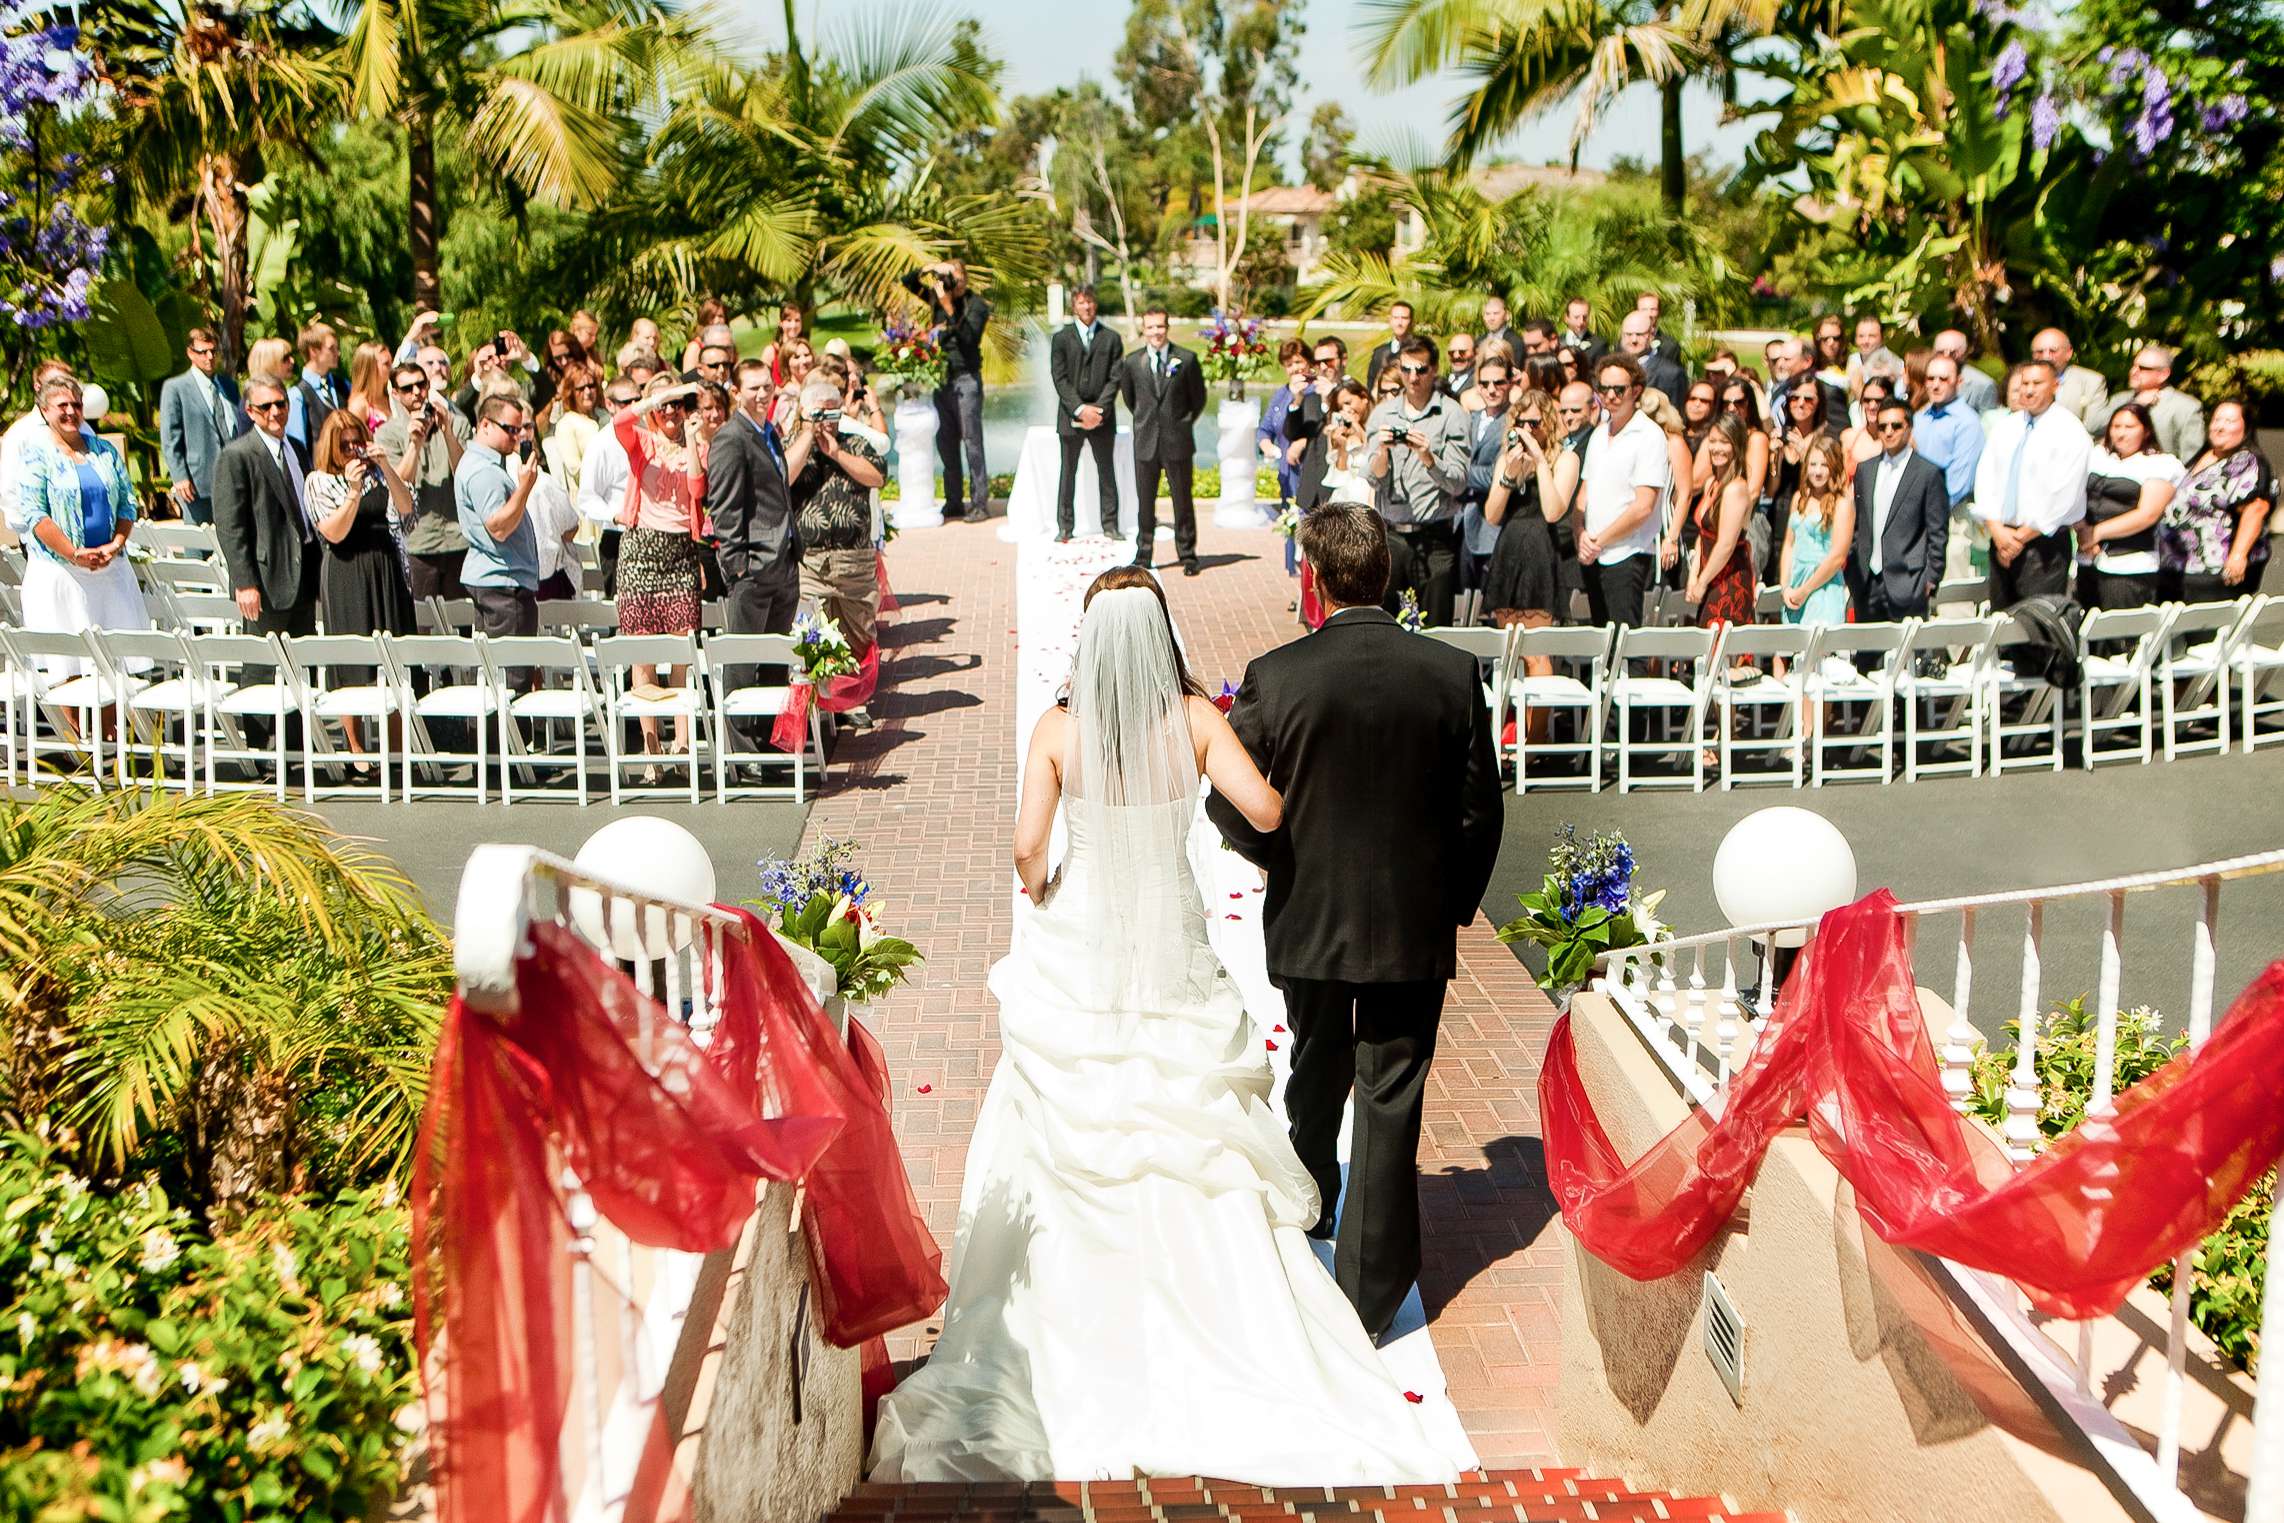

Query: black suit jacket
[1365,339,1402,391]
[1205,608,1503,984]
[1641,349,1689,410]
[705,413,799,583]
[1050,322,1124,436]
[1119,344,1206,464]
[211,428,310,610]
[1286,388,1333,510]
[1846,450,1950,613]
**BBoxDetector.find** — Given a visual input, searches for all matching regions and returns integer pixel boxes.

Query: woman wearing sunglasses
[611,377,710,769]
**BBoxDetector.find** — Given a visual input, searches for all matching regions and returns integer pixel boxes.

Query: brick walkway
[799,517,1563,1468]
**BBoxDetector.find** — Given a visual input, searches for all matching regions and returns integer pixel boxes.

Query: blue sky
[759,0,1763,177]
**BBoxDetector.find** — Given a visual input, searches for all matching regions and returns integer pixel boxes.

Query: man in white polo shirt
[1576,353,1671,628]
[1972,358,2090,610]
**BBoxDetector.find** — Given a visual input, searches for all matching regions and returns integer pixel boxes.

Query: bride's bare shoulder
[1028,704,1073,750]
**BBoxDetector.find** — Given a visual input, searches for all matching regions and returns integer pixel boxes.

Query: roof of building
[1232,184,1338,217]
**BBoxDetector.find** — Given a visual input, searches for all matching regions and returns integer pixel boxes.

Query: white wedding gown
[867,777,1476,1484]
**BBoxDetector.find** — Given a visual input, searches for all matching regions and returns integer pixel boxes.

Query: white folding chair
[143,558,231,597]
[1425,624,1517,767]
[167,592,244,635]
[2075,604,2168,769]
[537,600,623,638]
[2231,596,2284,752]
[702,633,820,802]
[188,632,296,799]
[1,627,136,786]
[0,581,18,625]
[1507,626,1608,792]
[1933,576,1988,615]
[488,635,607,805]
[1983,613,2066,775]
[2158,600,2243,761]
[699,600,730,632]
[431,596,477,634]
[103,629,205,793]
[1714,623,1817,790]
[1606,624,1721,793]
[0,543,24,587]
[1805,622,1910,785]
[133,520,220,557]
[593,634,707,804]
[0,625,34,787]
[384,633,502,802]
[285,635,403,800]
[1894,615,1997,782]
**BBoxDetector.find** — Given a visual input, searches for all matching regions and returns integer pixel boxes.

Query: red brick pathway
[799,518,1563,1468]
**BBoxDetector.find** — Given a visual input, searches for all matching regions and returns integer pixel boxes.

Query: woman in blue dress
[1779,434,1854,626]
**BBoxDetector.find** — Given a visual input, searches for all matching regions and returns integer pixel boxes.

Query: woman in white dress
[868,565,1474,1486]
[6,375,151,678]
[1317,381,1379,508]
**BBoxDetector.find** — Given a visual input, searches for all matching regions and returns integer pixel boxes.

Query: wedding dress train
[867,789,1476,1484]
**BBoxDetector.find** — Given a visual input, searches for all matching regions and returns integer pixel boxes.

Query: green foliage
[1322,185,1399,266]
[1967,997,2266,1372]
[773,890,923,1004]
[0,1131,416,1520]
[1499,875,1661,990]
[83,280,177,390]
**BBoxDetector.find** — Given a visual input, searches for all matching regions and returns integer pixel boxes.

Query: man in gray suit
[1118,307,1207,575]
[1049,284,1124,541]
[158,327,244,526]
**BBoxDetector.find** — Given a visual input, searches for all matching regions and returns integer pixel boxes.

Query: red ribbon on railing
[1544,891,2284,1319]
[412,912,945,1523]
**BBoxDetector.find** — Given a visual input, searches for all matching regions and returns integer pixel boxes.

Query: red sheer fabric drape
[773,644,882,750]
[877,549,901,614]
[1543,890,2284,1319]
[413,912,944,1523]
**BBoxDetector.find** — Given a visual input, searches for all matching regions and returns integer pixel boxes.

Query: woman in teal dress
[1779,434,1853,625]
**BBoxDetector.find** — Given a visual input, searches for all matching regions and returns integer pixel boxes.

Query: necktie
[277,439,312,539]
[1078,324,1092,353]
[210,380,230,439]
[1155,349,1165,379]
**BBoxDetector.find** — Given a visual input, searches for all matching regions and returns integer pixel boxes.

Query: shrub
[0,1131,418,1519]
[1967,996,2266,1371]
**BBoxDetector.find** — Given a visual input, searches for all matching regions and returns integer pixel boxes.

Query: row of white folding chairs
[0,626,827,806]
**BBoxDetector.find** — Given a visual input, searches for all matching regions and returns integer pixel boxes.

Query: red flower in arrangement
[1224,913,1241,921]
[1403,1391,1424,1404]
[1274,1024,1286,1034]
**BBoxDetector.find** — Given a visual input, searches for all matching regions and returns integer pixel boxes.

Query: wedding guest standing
[901,259,991,521]
[1780,435,1854,626]
[1258,339,1311,517]
[376,361,469,600]
[612,378,708,765]
[788,376,888,728]
[1478,385,1562,630]
[1120,307,1207,576]
[7,375,150,668]
[213,379,319,635]
[2075,402,2181,609]
[1049,283,1124,542]
[1366,337,1472,624]
[159,327,244,526]
[1576,354,1671,630]
[2162,399,2275,601]
[306,410,416,760]
[1848,402,1949,621]
[1973,360,2090,608]
[1686,416,1756,630]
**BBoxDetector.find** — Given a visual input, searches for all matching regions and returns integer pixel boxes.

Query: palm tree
[75,0,338,368]
[1357,0,1791,216]
[339,0,715,310]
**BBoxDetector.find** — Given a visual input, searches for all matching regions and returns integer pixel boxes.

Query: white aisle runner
[1009,539,1472,1461]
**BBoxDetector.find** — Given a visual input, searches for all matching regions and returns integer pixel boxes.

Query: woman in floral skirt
[612,378,709,766]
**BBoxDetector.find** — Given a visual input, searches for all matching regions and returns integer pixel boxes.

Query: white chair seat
[414,687,501,718]
[1896,663,1979,696]
[1511,674,1594,704]
[129,677,209,713]
[217,683,293,715]
[46,673,148,707]
[1723,673,1808,704]
[313,686,397,719]
[2171,640,2226,676]
[1814,657,1882,690]
[618,693,703,718]
[720,686,798,718]
[1610,676,1696,706]
[509,690,594,720]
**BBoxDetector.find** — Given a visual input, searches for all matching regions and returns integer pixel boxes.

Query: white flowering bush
[0,1131,417,1519]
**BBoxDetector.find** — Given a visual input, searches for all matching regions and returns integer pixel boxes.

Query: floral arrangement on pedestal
[875,320,945,396]
[791,609,860,683]
[1199,311,1270,400]
[753,839,922,1002]
[1498,827,1667,997]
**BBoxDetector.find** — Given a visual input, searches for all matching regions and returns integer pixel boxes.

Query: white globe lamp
[81,382,109,427]
[567,816,717,960]
[1712,806,1858,948]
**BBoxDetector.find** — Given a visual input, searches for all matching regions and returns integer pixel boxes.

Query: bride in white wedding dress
[868,566,1475,1485]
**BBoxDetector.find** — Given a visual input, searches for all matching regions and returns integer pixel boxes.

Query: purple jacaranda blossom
[1993,40,2030,109]
[2108,47,2149,86]
[2031,93,2062,150]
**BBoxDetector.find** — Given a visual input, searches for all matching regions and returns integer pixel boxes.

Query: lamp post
[568,815,718,962]
[1711,806,1858,1008]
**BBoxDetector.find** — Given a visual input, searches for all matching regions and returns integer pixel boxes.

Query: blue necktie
[2002,414,2031,525]
[761,418,786,475]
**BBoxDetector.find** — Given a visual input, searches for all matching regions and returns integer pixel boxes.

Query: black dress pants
[1988,528,2072,609]
[1056,425,1118,538]
[1273,974,1448,1339]
[1383,522,1458,627]
[725,560,802,744]
[1583,554,1652,629]
[1133,455,1197,568]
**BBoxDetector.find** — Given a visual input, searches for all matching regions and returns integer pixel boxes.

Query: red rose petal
[1265,1039,1279,1052]
[1017,886,1029,896]
[1228,892,1242,900]
[1274,1024,1287,1034]
[1403,1391,1423,1404]
[916,1083,933,1094]
[1224,913,1241,920]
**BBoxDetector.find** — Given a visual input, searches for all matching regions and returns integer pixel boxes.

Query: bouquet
[753,839,923,1002]
[1394,589,1426,632]
[1497,827,1667,993]
[875,320,945,394]
[1198,310,1270,396]
[1272,506,1301,541]
[792,609,860,683]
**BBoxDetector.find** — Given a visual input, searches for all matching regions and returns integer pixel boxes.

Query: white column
[1214,396,1266,528]
[892,398,943,530]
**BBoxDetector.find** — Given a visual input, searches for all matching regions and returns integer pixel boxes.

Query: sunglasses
[1689,392,1716,404]
[190,347,216,358]
[1478,375,1511,387]
[1595,382,1633,396]
[1875,419,1911,433]
[394,381,427,394]
[1558,403,1587,414]
[1518,415,1543,427]
[249,399,287,413]
[1398,363,1433,376]
[1790,393,1818,405]
[1312,356,1340,368]
[654,400,688,414]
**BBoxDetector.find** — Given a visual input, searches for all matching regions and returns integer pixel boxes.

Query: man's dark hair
[1312,334,1348,361]
[1142,305,1171,323]
[1298,505,1392,608]
[477,393,525,430]
[1596,353,1647,391]
[1389,300,1413,318]
[1521,317,1556,344]
[1396,337,1435,367]
[1070,283,1098,303]
[2019,358,2058,380]
[390,362,426,388]
[1875,398,1913,424]
[187,327,218,347]
[734,357,772,386]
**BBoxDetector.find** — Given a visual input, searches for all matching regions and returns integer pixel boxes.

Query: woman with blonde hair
[343,339,393,433]
[1779,433,1854,627]
[245,336,294,389]
[1639,387,1698,588]
[306,408,417,762]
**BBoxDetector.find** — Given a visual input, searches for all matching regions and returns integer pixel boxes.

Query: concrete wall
[1557,991,2150,1523]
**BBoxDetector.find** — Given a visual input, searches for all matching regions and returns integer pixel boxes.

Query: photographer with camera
[376,359,473,598]
[1365,337,1473,624]
[786,375,888,726]
[900,257,992,520]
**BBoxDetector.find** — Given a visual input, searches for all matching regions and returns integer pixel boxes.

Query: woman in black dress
[1479,388,1563,742]
[2076,401,2182,609]
[307,410,418,759]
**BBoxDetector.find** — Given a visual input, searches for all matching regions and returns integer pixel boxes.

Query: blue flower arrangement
[752,839,921,1001]
[1497,827,1666,994]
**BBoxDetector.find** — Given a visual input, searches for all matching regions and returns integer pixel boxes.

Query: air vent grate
[1702,1270,1745,1405]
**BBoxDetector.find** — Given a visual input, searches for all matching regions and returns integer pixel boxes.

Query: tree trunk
[409,118,442,313]
[1658,78,1686,218]
[200,152,251,374]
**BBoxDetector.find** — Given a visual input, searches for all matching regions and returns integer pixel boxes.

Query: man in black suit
[1845,399,1951,620]
[711,359,804,739]
[1363,301,1416,392]
[1619,309,1688,410]
[1476,294,1516,360]
[211,378,318,635]
[1557,297,1604,366]
[1206,505,1502,1343]
[1049,284,1124,541]
[1118,307,1207,575]
[1284,335,1347,510]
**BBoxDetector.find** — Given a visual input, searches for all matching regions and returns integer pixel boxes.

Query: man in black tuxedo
[1206,505,1503,1342]
[1845,399,1951,620]
[1363,300,1416,391]
[1118,307,1207,575]
[1049,284,1124,541]
[211,378,318,635]
[1557,297,1605,366]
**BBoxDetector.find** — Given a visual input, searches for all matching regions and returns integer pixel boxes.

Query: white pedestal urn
[890,396,943,531]
[1213,391,1267,528]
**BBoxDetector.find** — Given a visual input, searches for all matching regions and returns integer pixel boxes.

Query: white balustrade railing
[451,843,834,1523]
[1592,849,2284,1523]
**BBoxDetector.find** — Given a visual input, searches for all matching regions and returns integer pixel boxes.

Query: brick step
[828,1473,1785,1523]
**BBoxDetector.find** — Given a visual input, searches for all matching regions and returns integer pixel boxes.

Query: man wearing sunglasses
[1846,400,1949,622]
[159,327,245,527]
[1365,337,1472,624]
[376,361,473,598]
[212,379,320,634]
[1575,356,1671,629]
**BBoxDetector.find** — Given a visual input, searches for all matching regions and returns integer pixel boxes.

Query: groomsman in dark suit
[1363,301,1416,392]
[1845,399,1951,620]
[1119,308,1207,575]
[211,378,318,635]
[1049,284,1125,541]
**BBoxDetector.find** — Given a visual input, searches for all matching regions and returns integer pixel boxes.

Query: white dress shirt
[574,421,630,525]
[1972,405,2090,537]
[1869,446,1913,576]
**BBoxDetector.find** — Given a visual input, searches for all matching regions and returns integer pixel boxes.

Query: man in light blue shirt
[284,321,345,453]
[1911,355,1984,509]
[454,393,543,656]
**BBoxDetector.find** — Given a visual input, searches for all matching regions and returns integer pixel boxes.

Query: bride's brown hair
[1082,565,1208,698]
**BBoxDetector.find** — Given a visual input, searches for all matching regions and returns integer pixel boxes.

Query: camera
[806,406,842,426]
